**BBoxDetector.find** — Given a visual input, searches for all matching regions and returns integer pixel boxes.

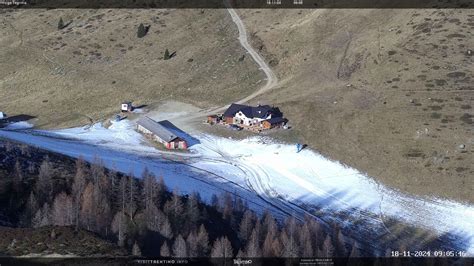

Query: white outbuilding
[121,101,133,112]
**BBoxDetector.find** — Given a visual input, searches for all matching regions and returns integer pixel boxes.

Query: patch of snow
[0,128,281,222]
[45,120,155,154]
[132,108,145,114]
[3,121,33,130]
[191,136,474,253]
[0,123,473,255]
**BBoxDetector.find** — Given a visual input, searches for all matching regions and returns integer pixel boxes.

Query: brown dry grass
[0,226,127,256]
[239,8,473,203]
[0,8,264,128]
[1,8,472,203]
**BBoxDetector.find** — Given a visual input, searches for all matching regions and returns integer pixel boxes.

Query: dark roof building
[223,103,283,119]
[262,117,287,129]
[223,103,249,117]
[244,105,272,119]
[265,117,287,124]
[137,116,178,142]
[136,117,188,149]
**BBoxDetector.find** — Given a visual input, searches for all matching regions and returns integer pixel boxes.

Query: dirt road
[193,2,279,117]
[225,3,279,104]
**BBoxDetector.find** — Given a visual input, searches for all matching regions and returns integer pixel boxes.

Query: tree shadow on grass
[293,187,472,257]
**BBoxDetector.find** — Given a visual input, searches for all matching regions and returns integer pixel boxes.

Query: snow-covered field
[2,121,34,130]
[1,120,473,255]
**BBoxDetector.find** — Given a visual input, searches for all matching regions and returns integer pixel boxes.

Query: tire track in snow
[190,136,474,254]
[196,138,388,253]
[191,136,300,218]
[3,122,472,254]
[190,136,317,222]
[191,139,394,255]
[215,9,472,255]
[0,129,293,220]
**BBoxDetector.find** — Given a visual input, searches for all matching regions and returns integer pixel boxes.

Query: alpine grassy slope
[0,7,473,204]
[237,8,473,203]
[0,8,263,127]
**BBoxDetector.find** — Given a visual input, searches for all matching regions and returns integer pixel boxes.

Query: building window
[267,0,281,5]
[294,0,303,4]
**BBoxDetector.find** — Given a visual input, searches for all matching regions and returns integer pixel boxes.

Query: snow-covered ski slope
[0,120,473,255]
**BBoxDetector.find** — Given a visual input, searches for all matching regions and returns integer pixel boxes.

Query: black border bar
[0,257,473,266]
[0,0,473,9]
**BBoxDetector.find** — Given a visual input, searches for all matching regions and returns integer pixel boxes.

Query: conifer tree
[350,241,360,257]
[281,231,299,258]
[271,237,283,257]
[164,49,171,60]
[160,242,170,257]
[72,158,86,228]
[159,216,173,239]
[13,160,23,193]
[143,168,157,212]
[210,237,233,258]
[133,241,142,256]
[221,192,233,220]
[52,192,73,226]
[262,227,276,257]
[186,231,199,257]
[58,17,65,30]
[196,224,210,256]
[172,234,188,257]
[337,229,347,257]
[32,202,51,228]
[164,189,183,230]
[128,176,138,221]
[111,211,128,247]
[80,182,95,230]
[36,157,54,203]
[22,192,38,227]
[238,210,254,243]
[245,229,262,257]
[185,192,200,232]
[323,235,335,257]
[137,23,147,38]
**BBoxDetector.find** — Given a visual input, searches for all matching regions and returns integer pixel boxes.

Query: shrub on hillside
[164,49,170,60]
[58,17,65,30]
[137,23,149,38]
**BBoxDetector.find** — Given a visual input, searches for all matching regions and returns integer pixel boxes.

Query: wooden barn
[207,115,218,125]
[136,116,187,150]
[262,117,287,129]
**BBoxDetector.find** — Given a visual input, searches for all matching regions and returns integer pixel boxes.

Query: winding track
[225,3,279,105]
[188,2,279,118]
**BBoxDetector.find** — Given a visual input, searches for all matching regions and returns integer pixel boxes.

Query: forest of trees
[0,140,361,258]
